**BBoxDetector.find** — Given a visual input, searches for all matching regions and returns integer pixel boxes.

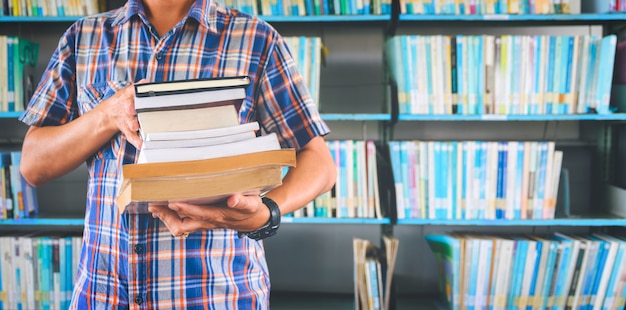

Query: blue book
[514,142,525,220]
[6,36,15,112]
[477,142,487,219]
[0,241,3,310]
[467,238,480,310]
[595,35,617,114]
[456,35,466,115]
[400,36,411,114]
[388,142,404,219]
[562,36,574,114]
[460,142,468,219]
[581,37,599,113]
[466,36,476,115]
[425,37,434,114]
[539,239,559,309]
[551,233,577,310]
[425,234,461,309]
[339,140,348,218]
[38,237,52,310]
[525,238,543,309]
[507,236,529,307]
[400,142,411,219]
[583,236,608,309]
[546,36,557,114]
[9,151,24,219]
[450,141,458,219]
[434,142,444,219]
[602,237,626,310]
[495,142,506,220]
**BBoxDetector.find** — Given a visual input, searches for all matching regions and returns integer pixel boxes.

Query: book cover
[134,76,250,97]
[425,234,461,309]
[117,149,295,214]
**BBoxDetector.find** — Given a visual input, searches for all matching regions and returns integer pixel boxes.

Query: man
[18,0,336,308]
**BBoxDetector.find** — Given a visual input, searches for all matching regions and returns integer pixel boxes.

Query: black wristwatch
[238,196,281,240]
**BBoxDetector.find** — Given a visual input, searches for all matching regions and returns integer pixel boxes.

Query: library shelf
[0,16,82,22]
[321,113,391,121]
[396,113,626,122]
[396,217,626,226]
[0,217,83,227]
[261,14,391,23]
[398,12,626,23]
[0,112,23,118]
[282,217,391,224]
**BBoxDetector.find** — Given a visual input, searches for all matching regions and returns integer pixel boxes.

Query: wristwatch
[238,196,281,240]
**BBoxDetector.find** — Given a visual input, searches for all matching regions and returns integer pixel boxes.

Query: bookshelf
[2,0,626,309]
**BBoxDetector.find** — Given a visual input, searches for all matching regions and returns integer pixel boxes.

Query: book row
[283,36,322,107]
[385,34,617,116]
[426,232,626,310]
[224,0,392,16]
[0,235,81,310]
[0,0,102,16]
[389,140,562,221]
[0,151,38,220]
[398,0,581,15]
[353,236,398,310]
[292,140,383,219]
[0,36,39,113]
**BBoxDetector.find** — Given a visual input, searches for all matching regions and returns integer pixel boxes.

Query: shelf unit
[2,6,626,309]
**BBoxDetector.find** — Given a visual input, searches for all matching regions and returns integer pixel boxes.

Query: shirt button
[133,244,144,253]
[156,53,162,60]
[134,296,143,305]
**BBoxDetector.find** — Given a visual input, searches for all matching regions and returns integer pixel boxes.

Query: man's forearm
[264,136,336,215]
[21,107,118,187]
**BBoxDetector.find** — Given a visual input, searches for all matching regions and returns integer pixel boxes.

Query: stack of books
[115,76,296,214]
[353,236,399,310]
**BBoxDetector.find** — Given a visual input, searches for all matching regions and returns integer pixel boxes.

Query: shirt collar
[111,0,221,34]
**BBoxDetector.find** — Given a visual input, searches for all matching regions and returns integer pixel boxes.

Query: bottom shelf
[269,292,442,310]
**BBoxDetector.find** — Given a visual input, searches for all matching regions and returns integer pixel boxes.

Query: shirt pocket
[77,80,132,161]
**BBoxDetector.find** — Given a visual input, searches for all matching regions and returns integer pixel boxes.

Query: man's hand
[148,194,271,237]
[98,80,147,149]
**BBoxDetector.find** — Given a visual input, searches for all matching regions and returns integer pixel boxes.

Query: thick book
[137,132,280,164]
[116,149,296,214]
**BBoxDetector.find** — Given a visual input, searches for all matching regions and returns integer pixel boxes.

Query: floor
[270,292,443,310]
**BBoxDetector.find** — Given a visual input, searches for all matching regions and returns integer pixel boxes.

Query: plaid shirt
[19,0,329,308]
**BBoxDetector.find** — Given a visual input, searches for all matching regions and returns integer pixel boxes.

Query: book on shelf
[0,35,39,113]
[353,235,399,310]
[0,151,38,219]
[426,232,626,309]
[117,149,296,214]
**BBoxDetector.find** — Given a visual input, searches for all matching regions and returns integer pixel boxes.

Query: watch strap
[238,196,281,240]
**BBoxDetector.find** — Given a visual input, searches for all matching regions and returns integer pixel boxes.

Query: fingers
[148,195,267,236]
[118,84,141,148]
[148,204,207,237]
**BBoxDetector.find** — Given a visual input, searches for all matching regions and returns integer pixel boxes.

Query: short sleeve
[254,34,330,151]
[19,26,78,127]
